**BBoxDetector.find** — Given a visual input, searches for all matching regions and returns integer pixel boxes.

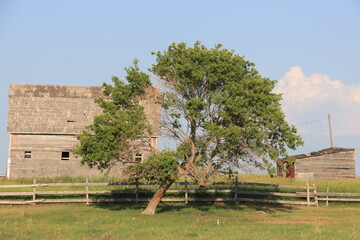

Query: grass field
[1,175,360,239]
[1,203,360,240]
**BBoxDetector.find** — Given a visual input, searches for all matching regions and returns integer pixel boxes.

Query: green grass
[1,203,360,240]
[1,175,360,239]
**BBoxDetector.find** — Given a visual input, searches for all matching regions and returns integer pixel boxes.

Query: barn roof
[290,147,354,160]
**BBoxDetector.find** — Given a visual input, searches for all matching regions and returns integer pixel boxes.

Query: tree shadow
[92,200,296,215]
[90,182,309,215]
[155,202,295,214]
[92,203,146,211]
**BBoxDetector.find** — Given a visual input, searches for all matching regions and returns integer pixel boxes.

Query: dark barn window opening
[135,153,143,162]
[24,151,32,159]
[61,152,70,161]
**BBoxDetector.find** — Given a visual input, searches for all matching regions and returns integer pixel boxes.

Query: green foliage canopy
[151,42,303,182]
[127,151,180,182]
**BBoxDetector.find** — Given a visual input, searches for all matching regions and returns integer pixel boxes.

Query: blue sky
[0,0,359,175]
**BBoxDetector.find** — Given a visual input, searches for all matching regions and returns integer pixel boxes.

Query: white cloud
[275,66,360,135]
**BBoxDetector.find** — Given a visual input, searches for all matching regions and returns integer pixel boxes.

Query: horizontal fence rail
[0,177,321,206]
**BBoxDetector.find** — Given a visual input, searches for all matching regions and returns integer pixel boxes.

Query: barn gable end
[7,84,160,179]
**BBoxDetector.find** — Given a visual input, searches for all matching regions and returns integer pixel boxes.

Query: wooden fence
[316,182,360,206]
[0,178,320,206]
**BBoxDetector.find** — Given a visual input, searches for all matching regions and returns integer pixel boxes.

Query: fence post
[234,176,238,207]
[135,179,139,204]
[185,176,188,205]
[86,177,89,205]
[313,184,318,207]
[326,181,329,206]
[306,182,310,206]
[32,178,36,205]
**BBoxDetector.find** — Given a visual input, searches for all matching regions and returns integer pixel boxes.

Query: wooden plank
[180,198,233,202]
[0,192,33,196]
[136,182,161,186]
[208,182,234,186]
[85,178,89,205]
[32,179,36,204]
[31,198,150,204]
[40,198,233,203]
[237,182,313,190]
[317,198,360,202]
[236,198,315,206]
[306,183,310,206]
[88,198,149,203]
[36,199,88,203]
[34,190,141,195]
[168,189,303,195]
[326,181,329,206]
[43,183,107,187]
[313,184,318,207]
[34,191,93,195]
[0,184,49,188]
[185,177,188,205]
[135,180,139,204]
[0,182,139,188]
[315,192,360,197]
[296,192,316,197]
[234,176,238,204]
[173,182,195,186]
[175,189,234,193]
[0,181,311,189]
[17,183,131,187]
[0,200,44,205]
[178,181,311,190]
[0,189,153,196]
[236,190,299,197]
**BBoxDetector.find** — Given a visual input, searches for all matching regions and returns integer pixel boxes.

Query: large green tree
[74,42,303,215]
[132,42,303,214]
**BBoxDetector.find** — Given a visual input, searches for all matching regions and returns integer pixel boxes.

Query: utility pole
[328,114,334,148]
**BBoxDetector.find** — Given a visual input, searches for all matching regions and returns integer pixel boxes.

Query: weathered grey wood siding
[8,85,103,134]
[8,84,160,135]
[7,84,160,179]
[295,150,356,180]
[8,134,127,178]
[138,88,161,137]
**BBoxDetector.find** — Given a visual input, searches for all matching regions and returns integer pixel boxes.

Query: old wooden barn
[276,147,356,180]
[6,84,160,179]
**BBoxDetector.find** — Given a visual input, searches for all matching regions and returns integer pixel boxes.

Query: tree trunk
[141,179,175,215]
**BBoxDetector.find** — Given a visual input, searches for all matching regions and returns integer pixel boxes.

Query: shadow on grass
[92,201,295,215]
[92,203,144,211]
[156,202,294,214]
[91,183,298,214]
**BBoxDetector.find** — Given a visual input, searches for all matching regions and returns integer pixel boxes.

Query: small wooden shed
[276,147,356,180]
